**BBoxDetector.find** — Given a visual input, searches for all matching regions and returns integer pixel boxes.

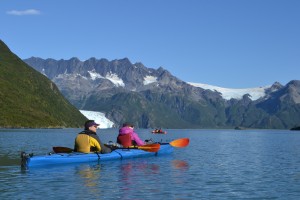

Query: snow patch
[188,82,269,100]
[77,74,88,80]
[143,75,157,85]
[41,68,47,77]
[80,110,114,129]
[105,73,125,87]
[88,70,103,80]
[55,73,89,80]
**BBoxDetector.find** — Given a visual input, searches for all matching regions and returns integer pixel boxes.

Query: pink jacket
[118,127,145,146]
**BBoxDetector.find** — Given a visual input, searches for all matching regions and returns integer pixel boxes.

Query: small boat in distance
[151,129,167,134]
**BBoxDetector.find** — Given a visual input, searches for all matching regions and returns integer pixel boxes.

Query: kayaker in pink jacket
[117,122,145,147]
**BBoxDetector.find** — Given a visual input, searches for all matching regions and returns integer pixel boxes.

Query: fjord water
[1,129,300,199]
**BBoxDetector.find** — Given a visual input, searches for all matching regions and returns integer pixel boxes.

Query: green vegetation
[82,90,228,129]
[0,40,87,128]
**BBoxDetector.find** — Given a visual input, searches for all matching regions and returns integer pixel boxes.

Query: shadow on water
[0,154,21,167]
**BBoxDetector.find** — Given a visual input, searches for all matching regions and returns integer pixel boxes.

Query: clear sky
[1,0,299,88]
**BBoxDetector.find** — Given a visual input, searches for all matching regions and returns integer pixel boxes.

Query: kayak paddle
[53,143,161,153]
[129,143,160,152]
[53,146,73,153]
[169,138,190,148]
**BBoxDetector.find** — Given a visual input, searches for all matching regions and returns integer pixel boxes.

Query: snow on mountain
[105,73,125,87]
[143,75,157,85]
[80,110,114,128]
[188,82,270,100]
[88,70,103,80]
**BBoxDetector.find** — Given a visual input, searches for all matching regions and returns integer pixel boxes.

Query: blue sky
[1,0,299,88]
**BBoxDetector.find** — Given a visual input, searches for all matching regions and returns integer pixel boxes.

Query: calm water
[1,129,300,199]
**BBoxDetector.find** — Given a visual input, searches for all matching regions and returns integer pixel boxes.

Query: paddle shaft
[53,138,189,153]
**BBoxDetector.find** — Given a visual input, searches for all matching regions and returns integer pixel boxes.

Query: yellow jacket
[75,133,101,153]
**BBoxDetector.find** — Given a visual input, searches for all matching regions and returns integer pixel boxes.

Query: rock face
[291,126,300,130]
[24,56,300,129]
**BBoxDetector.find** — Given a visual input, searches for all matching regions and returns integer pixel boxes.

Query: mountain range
[0,40,87,128]
[23,57,300,129]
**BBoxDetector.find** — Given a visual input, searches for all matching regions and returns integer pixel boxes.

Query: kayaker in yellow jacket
[74,120,112,153]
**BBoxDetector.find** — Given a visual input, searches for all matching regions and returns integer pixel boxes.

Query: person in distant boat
[74,120,112,153]
[153,128,163,133]
[117,122,145,147]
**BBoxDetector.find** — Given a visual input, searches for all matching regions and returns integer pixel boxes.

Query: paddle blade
[53,147,73,153]
[169,138,190,148]
[137,143,160,152]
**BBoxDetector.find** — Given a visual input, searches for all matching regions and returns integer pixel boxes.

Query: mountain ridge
[23,56,300,129]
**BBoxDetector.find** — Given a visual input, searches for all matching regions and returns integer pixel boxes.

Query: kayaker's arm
[89,137,102,152]
[89,133,113,153]
[131,131,145,146]
[99,141,113,153]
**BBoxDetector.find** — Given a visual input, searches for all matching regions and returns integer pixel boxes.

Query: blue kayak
[21,143,174,169]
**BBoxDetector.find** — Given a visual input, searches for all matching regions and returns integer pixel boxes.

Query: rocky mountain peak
[23,56,300,129]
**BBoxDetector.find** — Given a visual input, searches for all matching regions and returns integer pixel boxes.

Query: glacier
[188,82,269,100]
[79,110,114,129]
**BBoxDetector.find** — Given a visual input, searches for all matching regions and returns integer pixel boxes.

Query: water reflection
[171,160,189,170]
[68,158,189,199]
[75,164,101,188]
[0,155,20,166]
[120,161,160,181]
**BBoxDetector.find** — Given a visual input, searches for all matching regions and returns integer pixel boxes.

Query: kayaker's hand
[144,139,154,144]
[109,145,118,151]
